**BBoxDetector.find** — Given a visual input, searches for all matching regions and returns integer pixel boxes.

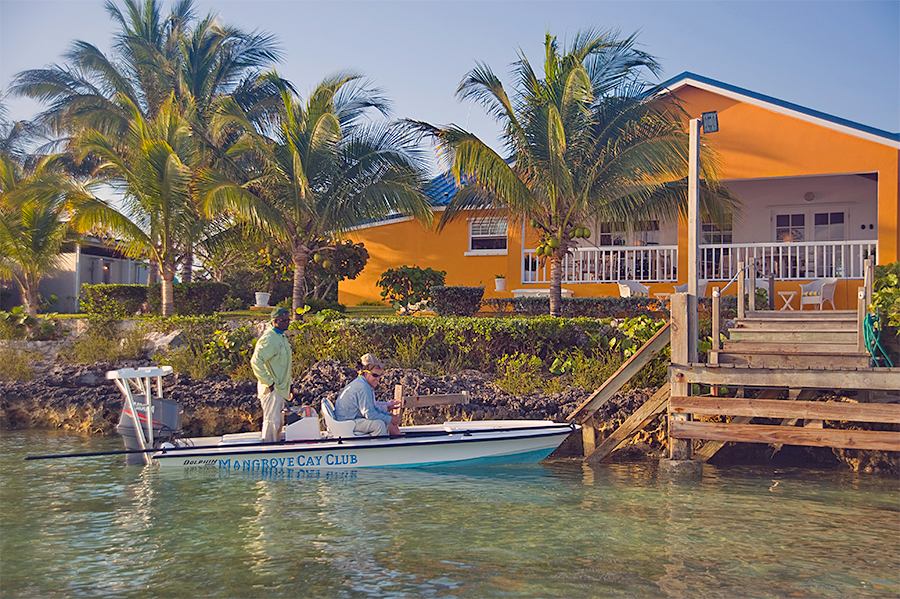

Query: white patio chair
[617,281,650,297]
[321,398,359,438]
[674,280,709,297]
[799,278,838,310]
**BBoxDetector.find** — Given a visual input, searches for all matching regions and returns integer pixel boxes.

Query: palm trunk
[21,276,39,318]
[160,261,177,317]
[182,252,193,283]
[549,251,563,317]
[291,246,309,320]
[148,259,160,284]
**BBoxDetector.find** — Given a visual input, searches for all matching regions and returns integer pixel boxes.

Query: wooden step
[720,341,860,354]
[740,310,857,320]
[733,318,858,331]
[727,330,858,344]
[711,351,871,369]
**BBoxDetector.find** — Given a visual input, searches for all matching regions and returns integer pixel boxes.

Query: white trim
[464,250,508,256]
[664,77,900,149]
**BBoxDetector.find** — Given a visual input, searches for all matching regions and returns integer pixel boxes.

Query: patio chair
[617,281,650,297]
[674,280,709,297]
[799,278,838,310]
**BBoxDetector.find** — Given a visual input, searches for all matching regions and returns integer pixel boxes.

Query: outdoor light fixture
[804,192,815,202]
[701,111,719,134]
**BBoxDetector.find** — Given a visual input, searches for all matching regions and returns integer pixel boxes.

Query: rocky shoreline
[1,358,896,475]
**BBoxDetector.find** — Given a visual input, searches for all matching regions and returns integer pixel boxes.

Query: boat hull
[152,421,577,472]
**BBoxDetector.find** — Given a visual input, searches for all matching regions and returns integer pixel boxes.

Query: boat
[105,366,579,472]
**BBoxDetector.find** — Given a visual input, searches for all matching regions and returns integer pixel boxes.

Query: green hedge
[80,282,231,316]
[483,295,664,318]
[146,282,230,316]
[79,284,148,316]
[431,286,484,317]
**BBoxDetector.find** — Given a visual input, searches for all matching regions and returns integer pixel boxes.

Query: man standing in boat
[334,354,402,436]
[250,307,293,443]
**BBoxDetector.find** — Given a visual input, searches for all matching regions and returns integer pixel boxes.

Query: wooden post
[747,259,755,315]
[669,293,692,461]
[582,416,597,456]
[857,287,867,354]
[711,287,721,353]
[687,118,700,363]
[864,257,874,308]
[737,261,746,320]
[768,274,775,311]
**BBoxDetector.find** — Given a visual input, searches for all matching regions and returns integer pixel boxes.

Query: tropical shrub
[494,352,544,395]
[58,316,145,363]
[871,262,900,328]
[79,284,148,317]
[376,266,446,313]
[202,325,256,379]
[430,286,484,317]
[146,282,230,316]
[0,307,61,341]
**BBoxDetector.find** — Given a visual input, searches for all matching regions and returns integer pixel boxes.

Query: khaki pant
[258,386,285,443]
[353,418,387,436]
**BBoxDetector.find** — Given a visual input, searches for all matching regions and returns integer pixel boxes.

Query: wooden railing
[700,240,876,281]
[519,240,875,285]
[522,245,678,283]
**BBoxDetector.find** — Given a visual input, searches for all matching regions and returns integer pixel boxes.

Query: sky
[1,0,898,173]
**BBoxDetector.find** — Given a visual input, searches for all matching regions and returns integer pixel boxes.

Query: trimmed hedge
[431,286,484,317]
[80,282,231,316]
[483,295,664,318]
[146,282,230,316]
[79,284,148,317]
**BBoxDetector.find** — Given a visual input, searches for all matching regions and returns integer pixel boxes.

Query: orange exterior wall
[339,83,899,308]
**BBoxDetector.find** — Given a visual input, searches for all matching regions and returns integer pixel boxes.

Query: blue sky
[2,0,898,171]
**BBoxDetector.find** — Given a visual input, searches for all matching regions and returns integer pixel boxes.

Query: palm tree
[9,0,284,286]
[76,95,198,317]
[411,28,738,316]
[203,72,433,318]
[0,152,101,317]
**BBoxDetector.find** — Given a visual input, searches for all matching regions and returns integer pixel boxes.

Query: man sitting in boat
[334,354,402,436]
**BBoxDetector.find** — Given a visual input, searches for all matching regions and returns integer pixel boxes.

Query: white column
[687,118,701,363]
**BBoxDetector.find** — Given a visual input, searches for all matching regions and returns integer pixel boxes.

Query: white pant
[353,418,387,436]
[258,387,285,443]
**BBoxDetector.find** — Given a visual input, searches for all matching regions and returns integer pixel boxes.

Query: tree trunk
[148,259,160,284]
[549,251,564,317]
[182,252,193,283]
[160,261,177,317]
[291,246,309,320]
[21,276,39,318]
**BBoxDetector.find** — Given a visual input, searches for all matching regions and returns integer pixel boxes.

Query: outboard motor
[107,366,181,465]
[116,394,183,451]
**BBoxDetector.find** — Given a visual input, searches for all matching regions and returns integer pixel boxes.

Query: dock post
[660,293,701,476]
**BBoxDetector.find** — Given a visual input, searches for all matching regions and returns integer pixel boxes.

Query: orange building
[340,73,899,310]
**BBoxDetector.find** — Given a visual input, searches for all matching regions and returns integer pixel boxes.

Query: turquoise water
[1,431,898,598]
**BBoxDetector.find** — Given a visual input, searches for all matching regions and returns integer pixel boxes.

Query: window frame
[465,216,508,256]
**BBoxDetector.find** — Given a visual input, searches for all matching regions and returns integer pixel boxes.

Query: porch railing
[699,240,877,281]
[520,240,876,285]
[523,245,678,284]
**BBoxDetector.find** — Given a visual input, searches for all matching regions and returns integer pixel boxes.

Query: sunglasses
[365,371,382,378]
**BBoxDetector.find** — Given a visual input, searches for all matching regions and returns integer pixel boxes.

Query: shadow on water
[2,431,898,599]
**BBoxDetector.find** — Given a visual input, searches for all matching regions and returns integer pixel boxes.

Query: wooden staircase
[711,310,870,369]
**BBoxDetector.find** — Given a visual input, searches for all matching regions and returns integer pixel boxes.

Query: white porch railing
[523,245,679,284]
[699,240,877,281]
[520,240,876,284]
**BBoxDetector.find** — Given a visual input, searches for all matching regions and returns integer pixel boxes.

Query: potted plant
[494,274,506,292]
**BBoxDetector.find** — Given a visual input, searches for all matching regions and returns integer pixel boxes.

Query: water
[1,431,898,599]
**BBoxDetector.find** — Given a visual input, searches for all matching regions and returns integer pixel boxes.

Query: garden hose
[864,312,893,367]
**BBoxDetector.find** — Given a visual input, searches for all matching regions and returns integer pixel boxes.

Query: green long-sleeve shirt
[250,326,292,397]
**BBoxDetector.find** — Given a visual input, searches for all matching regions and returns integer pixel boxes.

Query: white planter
[494,278,507,292]
[254,292,271,307]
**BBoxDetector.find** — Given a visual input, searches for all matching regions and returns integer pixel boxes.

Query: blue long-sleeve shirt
[334,375,391,424]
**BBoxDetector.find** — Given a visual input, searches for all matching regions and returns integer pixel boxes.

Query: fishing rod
[24,422,578,461]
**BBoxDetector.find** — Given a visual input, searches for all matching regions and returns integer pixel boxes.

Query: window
[634,220,660,245]
[702,215,732,244]
[467,217,507,254]
[600,222,626,246]
[775,213,805,243]
[814,212,845,241]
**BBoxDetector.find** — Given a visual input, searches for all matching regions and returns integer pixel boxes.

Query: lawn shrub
[0,347,37,381]
[431,286,484,317]
[146,282,230,315]
[79,284,147,316]
[484,295,662,318]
